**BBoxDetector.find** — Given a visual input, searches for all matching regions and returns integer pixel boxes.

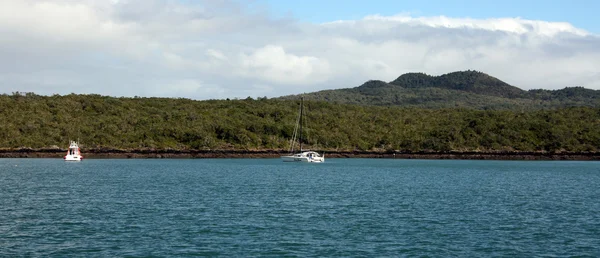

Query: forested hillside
[1,93,599,153]
[280,71,600,109]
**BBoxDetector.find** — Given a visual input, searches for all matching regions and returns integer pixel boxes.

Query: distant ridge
[390,71,525,98]
[279,70,600,109]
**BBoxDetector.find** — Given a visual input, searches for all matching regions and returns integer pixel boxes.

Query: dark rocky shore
[1,148,599,160]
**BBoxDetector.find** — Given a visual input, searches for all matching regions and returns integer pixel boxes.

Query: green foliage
[279,71,600,109]
[0,93,599,153]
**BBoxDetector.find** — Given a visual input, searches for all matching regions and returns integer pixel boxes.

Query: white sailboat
[64,140,83,161]
[281,97,325,163]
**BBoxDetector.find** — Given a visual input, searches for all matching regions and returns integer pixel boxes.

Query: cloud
[0,0,598,100]
[239,45,331,84]
[360,14,589,37]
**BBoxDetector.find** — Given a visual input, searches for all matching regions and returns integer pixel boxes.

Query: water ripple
[1,158,599,256]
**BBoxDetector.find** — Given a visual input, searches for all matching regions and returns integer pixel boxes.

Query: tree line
[0,92,598,153]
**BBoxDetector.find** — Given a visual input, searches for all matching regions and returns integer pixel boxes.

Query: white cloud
[0,0,598,100]
[361,14,589,37]
[239,45,331,84]
[148,79,224,98]
[206,49,227,61]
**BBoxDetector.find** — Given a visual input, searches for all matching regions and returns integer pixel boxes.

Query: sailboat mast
[299,97,303,151]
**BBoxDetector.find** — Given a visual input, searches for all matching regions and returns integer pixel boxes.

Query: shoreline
[1,148,599,160]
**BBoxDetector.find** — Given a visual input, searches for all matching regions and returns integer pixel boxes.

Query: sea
[1,158,599,257]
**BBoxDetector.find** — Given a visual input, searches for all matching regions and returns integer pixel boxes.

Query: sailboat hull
[280,152,324,163]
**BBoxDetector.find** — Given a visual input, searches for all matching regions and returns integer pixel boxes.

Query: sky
[262,0,600,33]
[1,0,599,100]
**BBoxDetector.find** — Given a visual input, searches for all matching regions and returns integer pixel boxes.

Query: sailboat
[281,97,325,163]
[64,140,83,161]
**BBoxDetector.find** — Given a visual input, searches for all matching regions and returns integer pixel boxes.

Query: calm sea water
[1,158,599,257]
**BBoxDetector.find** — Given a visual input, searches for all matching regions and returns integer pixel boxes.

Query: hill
[279,70,600,109]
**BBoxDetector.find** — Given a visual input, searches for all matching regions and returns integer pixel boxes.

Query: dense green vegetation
[1,92,599,153]
[279,71,600,109]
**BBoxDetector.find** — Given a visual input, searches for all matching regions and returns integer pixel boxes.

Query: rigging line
[288,100,302,153]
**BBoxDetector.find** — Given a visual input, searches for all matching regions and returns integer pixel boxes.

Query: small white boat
[281,97,325,163]
[64,140,83,161]
[281,151,324,163]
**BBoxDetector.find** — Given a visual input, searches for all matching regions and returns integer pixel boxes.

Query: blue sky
[260,0,600,33]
